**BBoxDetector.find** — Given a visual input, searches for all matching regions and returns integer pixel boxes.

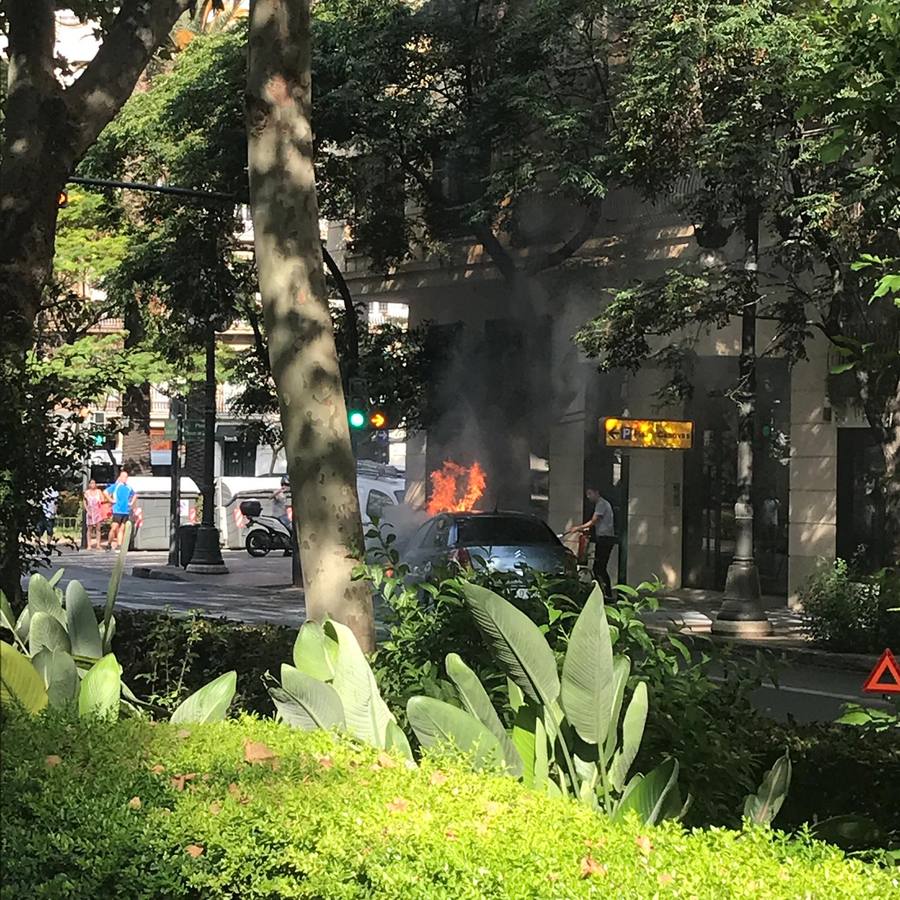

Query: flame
[426,460,487,515]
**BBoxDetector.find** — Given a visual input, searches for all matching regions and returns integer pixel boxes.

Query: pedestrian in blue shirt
[105,469,136,551]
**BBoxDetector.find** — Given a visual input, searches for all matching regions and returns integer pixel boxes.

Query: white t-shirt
[593,496,615,538]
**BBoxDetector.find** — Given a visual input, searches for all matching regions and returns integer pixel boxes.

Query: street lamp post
[712,203,772,636]
[186,323,228,574]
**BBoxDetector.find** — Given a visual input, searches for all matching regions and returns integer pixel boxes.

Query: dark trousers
[592,536,617,599]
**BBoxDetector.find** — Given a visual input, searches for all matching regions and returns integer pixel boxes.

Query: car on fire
[401,510,577,579]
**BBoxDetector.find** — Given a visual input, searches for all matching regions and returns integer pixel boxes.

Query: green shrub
[2,713,892,899]
[112,608,296,714]
[800,561,900,653]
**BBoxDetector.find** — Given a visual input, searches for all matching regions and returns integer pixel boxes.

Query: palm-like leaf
[269,664,345,731]
[461,583,560,708]
[406,695,503,770]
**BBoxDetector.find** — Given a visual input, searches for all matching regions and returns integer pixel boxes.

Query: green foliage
[1,561,236,724]
[743,751,792,827]
[2,713,892,898]
[800,560,900,653]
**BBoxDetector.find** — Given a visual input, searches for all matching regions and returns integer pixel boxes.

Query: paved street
[26,547,893,724]
[34,547,306,624]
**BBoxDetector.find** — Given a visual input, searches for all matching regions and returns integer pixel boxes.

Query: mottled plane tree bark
[0,0,194,600]
[246,0,375,650]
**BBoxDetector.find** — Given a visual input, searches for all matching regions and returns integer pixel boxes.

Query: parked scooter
[239,500,292,557]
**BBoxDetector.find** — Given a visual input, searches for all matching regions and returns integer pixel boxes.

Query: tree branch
[524,200,601,275]
[66,0,193,159]
[322,244,359,377]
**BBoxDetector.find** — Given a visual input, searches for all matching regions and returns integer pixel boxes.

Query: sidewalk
[131,549,296,590]
[643,587,879,672]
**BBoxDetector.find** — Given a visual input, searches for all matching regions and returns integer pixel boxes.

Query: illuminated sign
[603,417,693,450]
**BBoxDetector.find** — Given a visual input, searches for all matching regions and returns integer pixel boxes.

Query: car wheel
[246,530,271,557]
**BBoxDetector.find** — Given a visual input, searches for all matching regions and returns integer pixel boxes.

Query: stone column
[788,336,837,606]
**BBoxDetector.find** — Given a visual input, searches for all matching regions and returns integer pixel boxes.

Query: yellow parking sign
[603,417,693,450]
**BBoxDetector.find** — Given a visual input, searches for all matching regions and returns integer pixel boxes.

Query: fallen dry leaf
[244,740,278,766]
[185,844,204,858]
[175,729,191,740]
[375,751,396,769]
[170,773,197,792]
[317,755,334,770]
[45,755,62,768]
[429,771,448,786]
[580,856,608,879]
[444,828,458,841]
[547,873,560,883]
[658,872,675,887]
[386,797,409,813]
[128,796,142,810]
[209,801,222,816]
[636,835,653,856]
[150,764,166,775]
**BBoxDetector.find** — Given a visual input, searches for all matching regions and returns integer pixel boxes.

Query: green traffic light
[349,410,366,429]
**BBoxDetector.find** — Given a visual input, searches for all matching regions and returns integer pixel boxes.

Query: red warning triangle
[862,648,900,694]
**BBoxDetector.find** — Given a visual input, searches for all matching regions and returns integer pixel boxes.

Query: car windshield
[455,516,556,546]
[394,489,406,503]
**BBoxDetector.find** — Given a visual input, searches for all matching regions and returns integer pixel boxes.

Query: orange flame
[426,460,487,515]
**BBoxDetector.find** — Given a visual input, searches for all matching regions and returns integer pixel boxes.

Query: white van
[217,466,406,550]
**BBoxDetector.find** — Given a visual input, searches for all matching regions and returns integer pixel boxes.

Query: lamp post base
[186,524,228,574]
[711,557,772,637]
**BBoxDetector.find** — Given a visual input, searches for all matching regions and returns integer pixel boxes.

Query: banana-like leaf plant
[743,750,791,826]
[271,618,414,762]
[403,582,687,825]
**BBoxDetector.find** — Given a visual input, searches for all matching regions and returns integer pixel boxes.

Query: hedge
[2,714,894,899]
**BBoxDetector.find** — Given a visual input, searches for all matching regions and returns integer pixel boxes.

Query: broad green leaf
[269,664,344,730]
[461,583,560,708]
[511,700,539,788]
[743,750,791,826]
[0,591,16,634]
[78,653,121,718]
[103,523,131,651]
[446,652,522,776]
[29,611,71,655]
[608,681,648,792]
[603,656,631,764]
[48,568,65,588]
[385,720,415,762]
[326,619,394,748]
[533,714,549,792]
[830,361,856,375]
[14,607,31,644]
[171,670,237,724]
[406,695,504,771]
[292,620,338,682]
[612,758,680,826]
[560,584,613,745]
[65,581,102,659]
[28,574,66,626]
[506,677,524,713]
[33,649,79,707]
[0,641,48,714]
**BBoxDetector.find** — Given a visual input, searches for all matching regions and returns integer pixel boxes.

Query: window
[394,489,406,504]
[455,516,557,547]
[366,489,392,520]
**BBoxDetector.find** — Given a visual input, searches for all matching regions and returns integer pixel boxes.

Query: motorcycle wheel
[246,530,272,557]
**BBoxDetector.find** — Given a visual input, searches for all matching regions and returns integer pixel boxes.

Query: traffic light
[369,410,387,430]
[347,377,368,430]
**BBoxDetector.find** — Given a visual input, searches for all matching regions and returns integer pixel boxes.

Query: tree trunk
[121,300,152,472]
[246,0,374,651]
[875,374,900,565]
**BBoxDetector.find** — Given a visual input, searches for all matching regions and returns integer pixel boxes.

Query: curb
[131,566,187,583]
[646,625,879,673]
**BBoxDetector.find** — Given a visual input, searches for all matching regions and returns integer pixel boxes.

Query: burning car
[402,510,577,579]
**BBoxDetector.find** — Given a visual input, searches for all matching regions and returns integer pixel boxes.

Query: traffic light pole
[186,324,228,574]
[167,401,183,568]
